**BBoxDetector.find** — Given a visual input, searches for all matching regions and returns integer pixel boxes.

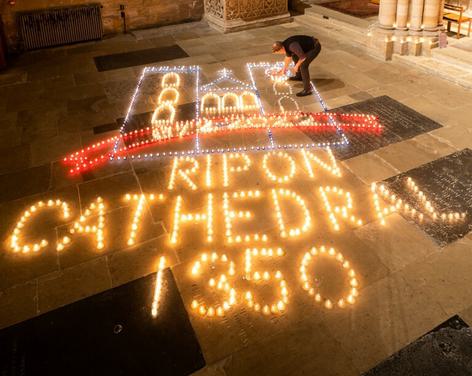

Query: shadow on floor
[312,77,346,90]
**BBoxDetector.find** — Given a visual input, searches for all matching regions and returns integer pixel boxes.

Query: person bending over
[272,35,321,97]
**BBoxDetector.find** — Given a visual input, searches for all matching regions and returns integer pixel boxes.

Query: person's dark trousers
[292,41,321,92]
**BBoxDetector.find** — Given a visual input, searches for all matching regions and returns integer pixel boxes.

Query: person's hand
[290,66,299,75]
[276,69,285,76]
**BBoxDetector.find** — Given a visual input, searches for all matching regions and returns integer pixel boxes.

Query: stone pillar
[423,0,441,29]
[378,0,398,28]
[204,0,291,32]
[396,0,410,28]
[373,0,444,58]
[409,0,425,31]
[438,0,446,27]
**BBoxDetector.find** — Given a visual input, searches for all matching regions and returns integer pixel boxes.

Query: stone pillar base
[368,28,394,60]
[369,26,439,59]
[205,12,292,33]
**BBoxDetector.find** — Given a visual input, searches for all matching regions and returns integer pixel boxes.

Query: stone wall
[0,0,204,48]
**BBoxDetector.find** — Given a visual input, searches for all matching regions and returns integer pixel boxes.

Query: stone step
[300,11,371,38]
[304,5,372,29]
[432,44,472,71]
[393,54,472,89]
[295,13,369,44]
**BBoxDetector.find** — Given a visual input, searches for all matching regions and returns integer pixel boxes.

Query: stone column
[204,0,291,32]
[409,0,425,31]
[396,0,410,28]
[378,0,398,28]
[438,0,446,27]
[423,0,442,30]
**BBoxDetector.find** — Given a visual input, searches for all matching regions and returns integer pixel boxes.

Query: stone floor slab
[37,257,111,313]
[400,237,472,317]
[383,149,472,246]
[1,269,205,375]
[354,213,440,273]
[363,315,472,375]
[94,45,189,72]
[0,164,51,203]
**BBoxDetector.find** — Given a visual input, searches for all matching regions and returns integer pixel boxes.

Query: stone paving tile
[0,281,37,330]
[77,171,140,210]
[354,213,440,273]
[0,164,51,203]
[68,106,124,131]
[11,98,69,117]
[399,237,472,318]
[321,272,449,374]
[106,235,175,288]
[0,117,21,150]
[410,133,458,156]
[18,109,60,144]
[399,96,456,126]
[431,125,472,151]
[324,94,358,108]
[102,79,141,104]
[73,67,138,86]
[374,138,453,172]
[0,144,31,175]
[61,83,107,101]
[30,133,83,167]
[67,95,111,114]
[350,91,374,101]
[365,85,415,103]
[337,71,380,91]
[0,71,28,87]
[342,152,399,184]
[37,256,112,314]
[425,81,472,109]
[75,156,134,183]
[221,322,358,376]
[50,161,84,191]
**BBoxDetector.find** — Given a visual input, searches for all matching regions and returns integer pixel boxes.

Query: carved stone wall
[205,0,290,31]
[205,0,225,19]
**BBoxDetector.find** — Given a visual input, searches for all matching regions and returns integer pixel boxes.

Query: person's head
[272,41,285,54]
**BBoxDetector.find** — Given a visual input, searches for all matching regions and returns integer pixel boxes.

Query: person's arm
[293,57,305,73]
[289,42,306,73]
[282,56,292,74]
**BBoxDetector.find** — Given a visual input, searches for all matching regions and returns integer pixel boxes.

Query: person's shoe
[288,76,303,81]
[296,89,313,97]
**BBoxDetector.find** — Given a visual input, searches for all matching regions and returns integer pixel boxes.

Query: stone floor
[1,10,472,376]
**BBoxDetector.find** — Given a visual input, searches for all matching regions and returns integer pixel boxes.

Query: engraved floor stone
[363,316,472,376]
[94,45,189,72]
[304,95,443,160]
[383,149,472,246]
[0,270,205,376]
